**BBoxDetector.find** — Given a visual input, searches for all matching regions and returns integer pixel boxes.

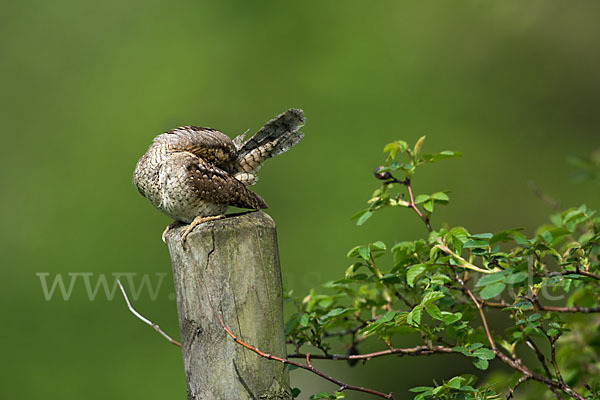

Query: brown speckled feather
[184,156,267,210]
[133,109,305,223]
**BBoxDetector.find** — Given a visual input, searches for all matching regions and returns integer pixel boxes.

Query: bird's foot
[162,221,183,243]
[180,214,225,247]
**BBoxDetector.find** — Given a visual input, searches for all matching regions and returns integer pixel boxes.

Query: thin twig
[394,290,415,308]
[217,312,395,400]
[287,345,454,361]
[481,299,600,313]
[542,269,600,281]
[116,279,181,347]
[451,272,585,399]
[535,304,600,313]
[544,329,567,388]
[452,268,496,350]
[402,178,433,232]
[519,325,563,400]
[374,170,432,232]
[507,375,530,400]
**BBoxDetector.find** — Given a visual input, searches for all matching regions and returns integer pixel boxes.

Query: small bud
[373,166,391,180]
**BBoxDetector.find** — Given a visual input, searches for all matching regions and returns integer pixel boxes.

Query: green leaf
[513,233,530,246]
[470,233,493,239]
[319,307,357,322]
[490,228,524,245]
[375,310,396,324]
[414,194,429,204]
[414,135,426,157]
[463,239,489,249]
[479,282,506,300]
[472,348,495,360]
[356,210,373,226]
[422,151,462,163]
[431,192,450,202]
[422,290,445,304]
[425,303,443,320]
[423,199,434,213]
[407,305,422,326]
[527,313,541,322]
[432,385,445,395]
[384,140,408,160]
[442,312,462,324]
[346,246,360,258]
[299,314,309,327]
[451,227,469,253]
[472,358,489,370]
[358,322,383,336]
[475,272,505,287]
[358,246,370,260]
[452,346,470,356]
[451,227,470,242]
[505,271,528,284]
[345,262,364,278]
[370,241,386,251]
[291,388,302,398]
[446,376,464,389]
[541,230,553,243]
[409,386,434,393]
[317,296,334,307]
[547,328,560,337]
[407,264,426,287]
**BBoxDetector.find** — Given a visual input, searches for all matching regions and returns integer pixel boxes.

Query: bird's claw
[179,215,225,248]
[162,221,182,244]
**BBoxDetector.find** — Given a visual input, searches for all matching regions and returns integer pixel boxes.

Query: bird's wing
[161,126,237,169]
[181,154,267,210]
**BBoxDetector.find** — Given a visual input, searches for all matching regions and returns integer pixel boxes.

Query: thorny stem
[217,312,395,400]
[403,178,433,232]
[451,270,585,400]
[374,169,432,232]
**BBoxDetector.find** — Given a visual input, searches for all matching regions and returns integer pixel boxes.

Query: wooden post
[166,211,292,400]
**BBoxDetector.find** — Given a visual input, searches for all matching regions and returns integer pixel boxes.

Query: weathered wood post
[166,211,292,400]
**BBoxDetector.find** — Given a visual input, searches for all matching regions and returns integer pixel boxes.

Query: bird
[133,108,306,246]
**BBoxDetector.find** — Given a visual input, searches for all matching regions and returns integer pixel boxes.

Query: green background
[1,1,598,398]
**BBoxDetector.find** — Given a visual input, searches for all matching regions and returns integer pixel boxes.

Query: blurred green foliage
[1,1,599,399]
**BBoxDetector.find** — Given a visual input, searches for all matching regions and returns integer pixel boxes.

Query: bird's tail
[233,108,305,175]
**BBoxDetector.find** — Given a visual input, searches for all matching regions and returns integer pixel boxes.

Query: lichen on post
[166,211,291,400]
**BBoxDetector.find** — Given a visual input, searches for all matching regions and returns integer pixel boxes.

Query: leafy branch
[286,138,599,399]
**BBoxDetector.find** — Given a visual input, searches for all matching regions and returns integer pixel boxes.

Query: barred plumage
[133,109,305,234]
